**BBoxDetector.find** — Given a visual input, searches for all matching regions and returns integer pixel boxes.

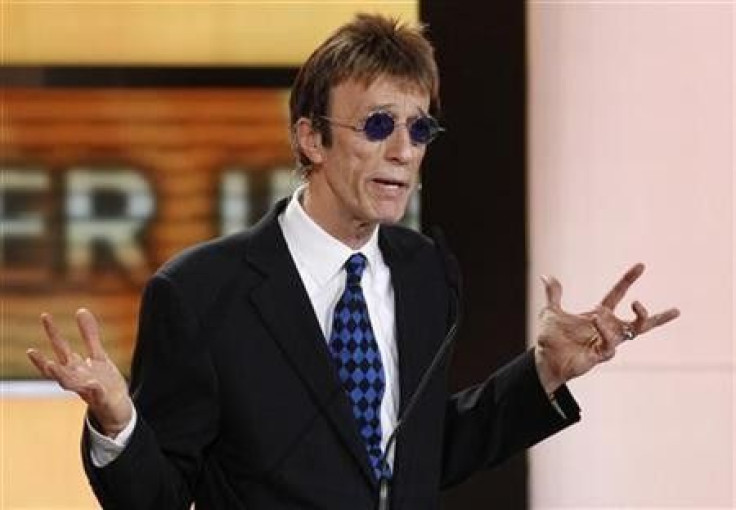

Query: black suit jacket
[82,199,580,509]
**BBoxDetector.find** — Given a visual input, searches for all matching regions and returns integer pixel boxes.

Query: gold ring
[587,327,601,346]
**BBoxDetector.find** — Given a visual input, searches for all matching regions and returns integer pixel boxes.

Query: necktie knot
[345,253,367,285]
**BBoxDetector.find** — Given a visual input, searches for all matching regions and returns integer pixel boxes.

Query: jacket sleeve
[439,349,580,488]
[82,272,219,509]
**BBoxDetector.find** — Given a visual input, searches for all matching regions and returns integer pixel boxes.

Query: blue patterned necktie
[329,253,391,481]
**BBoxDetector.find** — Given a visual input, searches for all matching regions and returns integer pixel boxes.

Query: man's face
[304,76,430,239]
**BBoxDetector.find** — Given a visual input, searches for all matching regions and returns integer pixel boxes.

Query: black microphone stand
[377,227,462,510]
[376,321,459,510]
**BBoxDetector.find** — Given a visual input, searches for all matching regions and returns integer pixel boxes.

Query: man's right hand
[27,308,133,438]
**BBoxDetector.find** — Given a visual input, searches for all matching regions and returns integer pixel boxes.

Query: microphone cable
[377,227,462,510]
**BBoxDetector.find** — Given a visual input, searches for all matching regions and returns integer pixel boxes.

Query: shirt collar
[280,185,382,287]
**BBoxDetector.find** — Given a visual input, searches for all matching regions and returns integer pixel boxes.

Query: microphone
[377,227,463,510]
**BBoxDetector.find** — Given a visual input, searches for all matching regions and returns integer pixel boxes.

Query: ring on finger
[588,326,601,345]
[621,326,636,342]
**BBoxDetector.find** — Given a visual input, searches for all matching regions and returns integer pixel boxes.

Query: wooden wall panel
[2,89,293,379]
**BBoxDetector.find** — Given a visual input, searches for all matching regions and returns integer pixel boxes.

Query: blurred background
[1,1,733,509]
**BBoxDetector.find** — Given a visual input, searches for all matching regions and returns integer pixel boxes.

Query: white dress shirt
[278,186,399,467]
[89,185,400,469]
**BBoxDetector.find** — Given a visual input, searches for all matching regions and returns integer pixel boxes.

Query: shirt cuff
[86,406,137,468]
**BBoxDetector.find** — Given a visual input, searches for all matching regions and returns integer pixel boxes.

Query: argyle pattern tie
[329,253,391,481]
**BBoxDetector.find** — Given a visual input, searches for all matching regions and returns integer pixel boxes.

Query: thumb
[541,275,563,311]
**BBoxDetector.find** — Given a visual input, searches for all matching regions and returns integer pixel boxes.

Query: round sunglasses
[321,111,445,145]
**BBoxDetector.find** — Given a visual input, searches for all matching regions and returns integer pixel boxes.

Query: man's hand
[535,263,680,395]
[27,308,132,438]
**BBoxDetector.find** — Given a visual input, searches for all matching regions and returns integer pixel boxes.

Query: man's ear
[295,118,324,165]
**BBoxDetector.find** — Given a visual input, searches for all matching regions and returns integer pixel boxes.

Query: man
[27,14,679,509]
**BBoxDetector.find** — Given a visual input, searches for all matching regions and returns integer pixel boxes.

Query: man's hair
[289,13,440,168]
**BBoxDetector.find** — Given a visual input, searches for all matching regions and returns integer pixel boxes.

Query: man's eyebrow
[366,103,428,115]
[367,103,395,112]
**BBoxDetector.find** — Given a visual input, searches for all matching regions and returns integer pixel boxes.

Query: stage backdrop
[1,3,419,508]
[528,3,734,509]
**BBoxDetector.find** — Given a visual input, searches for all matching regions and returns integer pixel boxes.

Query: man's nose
[384,124,417,164]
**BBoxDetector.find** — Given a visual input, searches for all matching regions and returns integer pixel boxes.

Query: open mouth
[372,177,407,189]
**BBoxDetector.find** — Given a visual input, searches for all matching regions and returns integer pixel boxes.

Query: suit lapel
[380,228,447,492]
[379,229,438,417]
[244,201,378,487]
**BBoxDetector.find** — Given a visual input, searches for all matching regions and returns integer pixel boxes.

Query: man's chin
[369,205,405,225]
[372,199,411,224]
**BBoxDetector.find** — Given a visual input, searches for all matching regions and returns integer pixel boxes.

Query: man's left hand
[534,263,680,395]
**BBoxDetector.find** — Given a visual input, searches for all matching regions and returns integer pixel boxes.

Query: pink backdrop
[528,2,734,508]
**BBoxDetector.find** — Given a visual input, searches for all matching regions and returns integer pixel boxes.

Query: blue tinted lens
[363,112,395,141]
[409,116,439,145]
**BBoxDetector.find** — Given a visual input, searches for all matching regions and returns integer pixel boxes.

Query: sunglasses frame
[320,111,445,146]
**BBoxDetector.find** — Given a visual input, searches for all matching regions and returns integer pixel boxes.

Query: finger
[44,362,90,393]
[631,300,649,331]
[26,348,54,378]
[583,322,601,348]
[541,275,563,311]
[600,263,645,310]
[76,308,106,361]
[44,361,71,389]
[40,313,72,365]
[43,358,96,393]
[592,315,618,355]
[641,307,681,333]
[30,354,77,390]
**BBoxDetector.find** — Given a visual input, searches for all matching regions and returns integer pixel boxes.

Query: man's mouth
[372,177,407,189]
